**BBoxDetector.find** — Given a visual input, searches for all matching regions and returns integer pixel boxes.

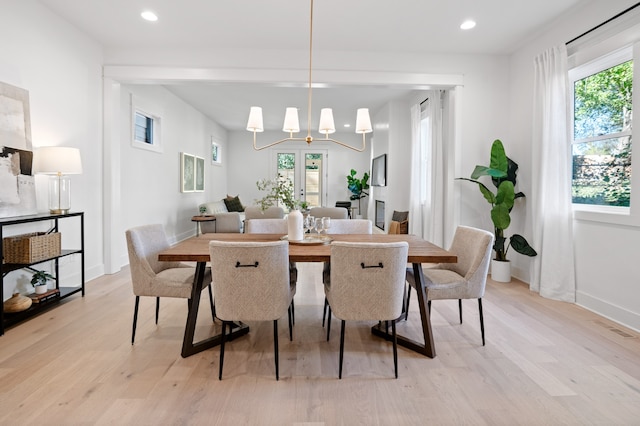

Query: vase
[35,284,49,294]
[491,259,511,283]
[287,209,303,241]
[3,293,32,313]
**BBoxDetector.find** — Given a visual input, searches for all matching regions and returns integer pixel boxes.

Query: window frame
[569,42,640,226]
[131,96,162,153]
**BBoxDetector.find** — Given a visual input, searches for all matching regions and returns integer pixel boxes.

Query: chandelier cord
[307,0,314,141]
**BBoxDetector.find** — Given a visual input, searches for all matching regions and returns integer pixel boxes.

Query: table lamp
[33,147,83,214]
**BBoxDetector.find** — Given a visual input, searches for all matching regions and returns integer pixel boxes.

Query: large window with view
[571,49,632,208]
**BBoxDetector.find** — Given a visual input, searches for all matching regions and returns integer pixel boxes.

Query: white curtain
[531,45,576,302]
[409,91,445,247]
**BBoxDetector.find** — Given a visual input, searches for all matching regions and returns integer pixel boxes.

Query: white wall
[0,0,104,299]
[116,84,228,267]
[508,0,640,331]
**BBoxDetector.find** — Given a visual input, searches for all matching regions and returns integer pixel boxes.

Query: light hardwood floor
[1,263,639,425]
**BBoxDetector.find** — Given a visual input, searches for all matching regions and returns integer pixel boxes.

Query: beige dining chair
[209,240,295,380]
[309,206,349,219]
[244,218,297,324]
[405,225,494,346]
[125,224,214,345]
[321,219,373,326]
[325,241,409,378]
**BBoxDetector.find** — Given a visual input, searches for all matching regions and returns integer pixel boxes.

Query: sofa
[198,197,246,233]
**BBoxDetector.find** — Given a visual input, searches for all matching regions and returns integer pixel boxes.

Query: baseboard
[576,291,640,333]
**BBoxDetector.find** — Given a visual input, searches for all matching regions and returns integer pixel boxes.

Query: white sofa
[198,200,245,233]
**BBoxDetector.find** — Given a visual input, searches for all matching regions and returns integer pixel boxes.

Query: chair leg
[339,320,346,379]
[287,304,293,341]
[427,300,431,316]
[326,306,332,341]
[131,296,140,345]
[459,299,463,324]
[155,297,160,324]
[478,298,485,346]
[322,297,328,327]
[208,285,215,322]
[273,320,280,381]
[405,284,412,321]
[392,319,398,379]
[291,299,295,325]
[219,321,227,380]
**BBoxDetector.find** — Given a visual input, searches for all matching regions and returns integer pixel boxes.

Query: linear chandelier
[246,0,372,152]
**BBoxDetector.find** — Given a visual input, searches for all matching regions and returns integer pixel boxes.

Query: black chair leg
[405,285,412,321]
[273,320,280,381]
[219,321,227,380]
[478,298,485,346]
[459,299,463,324]
[291,299,295,325]
[326,306,332,341]
[155,297,160,324]
[322,297,328,327]
[392,319,398,379]
[427,300,431,316]
[287,305,293,341]
[339,320,346,379]
[208,285,215,322]
[132,296,140,345]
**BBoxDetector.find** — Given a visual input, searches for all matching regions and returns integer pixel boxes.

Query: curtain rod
[566,2,640,45]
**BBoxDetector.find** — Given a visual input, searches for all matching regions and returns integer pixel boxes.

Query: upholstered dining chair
[324,241,409,379]
[309,206,349,219]
[209,240,295,380]
[405,225,494,346]
[321,219,373,326]
[245,218,297,323]
[125,224,214,345]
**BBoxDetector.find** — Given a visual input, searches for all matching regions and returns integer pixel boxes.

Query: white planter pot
[35,284,49,294]
[491,259,511,283]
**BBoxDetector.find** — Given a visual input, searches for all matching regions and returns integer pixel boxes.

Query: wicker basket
[2,232,61,264]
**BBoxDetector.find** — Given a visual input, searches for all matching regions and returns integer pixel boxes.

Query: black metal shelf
[1,212,85,335]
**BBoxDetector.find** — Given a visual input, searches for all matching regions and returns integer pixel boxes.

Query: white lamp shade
[33,147,83,175]
[318,108,336,135]
[282,107,300,133]
[355,108,373,134]
[246,106,264,132]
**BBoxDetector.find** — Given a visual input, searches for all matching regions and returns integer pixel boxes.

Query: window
[131,96,162,153]
[570,47,633,210]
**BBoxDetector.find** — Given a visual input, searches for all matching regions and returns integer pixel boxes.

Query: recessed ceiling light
[460,20,476,30]
[141,11,158,22]
[344,124,351,128]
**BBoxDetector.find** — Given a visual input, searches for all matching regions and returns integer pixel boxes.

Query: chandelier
[246,0,372,152]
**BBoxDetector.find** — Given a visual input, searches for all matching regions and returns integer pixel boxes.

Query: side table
[191,215,216,235]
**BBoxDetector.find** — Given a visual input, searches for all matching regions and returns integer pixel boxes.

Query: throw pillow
[224,196,245,212]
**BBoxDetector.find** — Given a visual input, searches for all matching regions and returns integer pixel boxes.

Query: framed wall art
[195,156,205,191]
[211,138,221,165]
[181,152,204,193]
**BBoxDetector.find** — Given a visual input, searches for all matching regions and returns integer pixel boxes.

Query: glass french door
[273,149,327,208]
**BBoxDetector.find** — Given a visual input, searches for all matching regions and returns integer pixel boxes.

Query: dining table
[158,233,457,359]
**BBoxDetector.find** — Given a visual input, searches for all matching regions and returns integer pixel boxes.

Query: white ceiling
[38,0,588,131]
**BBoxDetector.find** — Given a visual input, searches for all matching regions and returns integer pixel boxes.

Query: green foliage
[346,169,370,213]
[255,174,299,211]
[30,270,54,287]
[458,139,537,261]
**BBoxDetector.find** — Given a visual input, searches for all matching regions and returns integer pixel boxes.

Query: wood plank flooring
[1,263,639,425]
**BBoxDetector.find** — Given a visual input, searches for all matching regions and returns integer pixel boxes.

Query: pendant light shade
[355,108,373,134]
[247,106,264,132]
[283,107,300,133]
[318,108,336,135]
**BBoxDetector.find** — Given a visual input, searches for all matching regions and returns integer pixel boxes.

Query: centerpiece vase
[287,209,303,241]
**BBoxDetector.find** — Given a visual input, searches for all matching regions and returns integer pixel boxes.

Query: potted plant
[346,169,370,217]
[30,270,55,294]
[255,174,300,212]
[457,139,537,282]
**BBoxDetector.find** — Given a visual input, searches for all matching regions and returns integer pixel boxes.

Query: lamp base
[49,208,70,215]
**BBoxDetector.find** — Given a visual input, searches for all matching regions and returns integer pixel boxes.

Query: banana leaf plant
[457,139,537,261]
[346,169,370,213]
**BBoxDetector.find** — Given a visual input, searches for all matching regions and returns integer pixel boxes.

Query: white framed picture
[211,138,222,165]
[181,152,195,192]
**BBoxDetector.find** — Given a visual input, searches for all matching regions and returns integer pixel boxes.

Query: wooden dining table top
[158,233,457,264]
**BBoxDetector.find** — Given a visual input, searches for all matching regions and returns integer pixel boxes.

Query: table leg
[181,261,249,358]
[371,262,436,358]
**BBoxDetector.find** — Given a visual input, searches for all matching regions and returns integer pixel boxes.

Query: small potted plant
[457,139,537,282]
[255,174,300,212]
[31,270,55,294]
[346,169,370,217]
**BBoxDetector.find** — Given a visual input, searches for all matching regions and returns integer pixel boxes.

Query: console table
[1,212,85,335]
